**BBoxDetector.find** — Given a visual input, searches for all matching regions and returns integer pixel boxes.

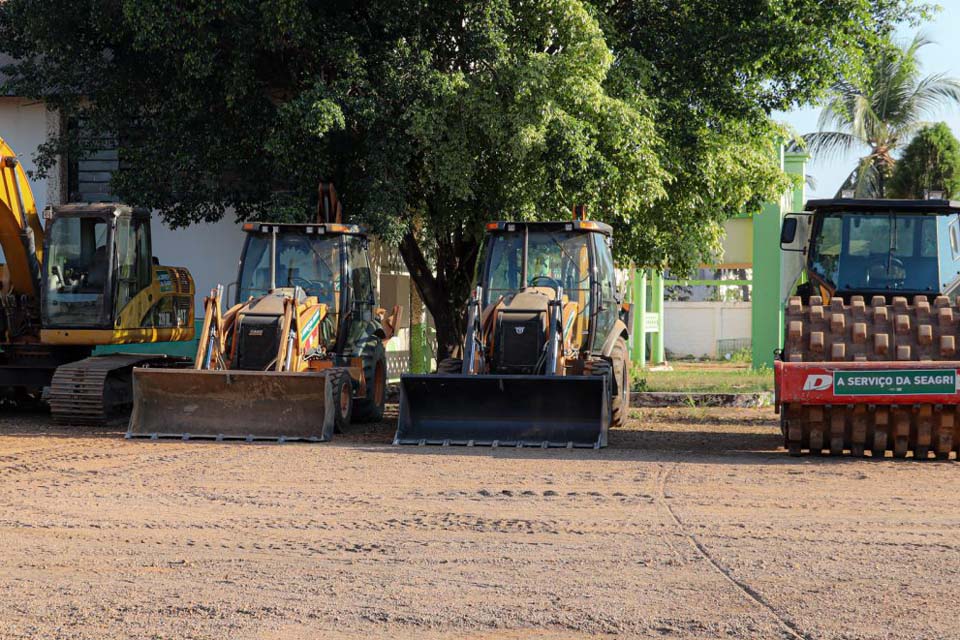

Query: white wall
[664,301,752,358]
[0,97,62,213]
[150,216,248,316]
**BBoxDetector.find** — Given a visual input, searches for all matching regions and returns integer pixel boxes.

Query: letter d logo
[802,374,832,391]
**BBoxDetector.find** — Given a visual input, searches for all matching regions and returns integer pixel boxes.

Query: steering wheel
[530,275,563,295]
[865,257,907,288]
[289,277,330,299]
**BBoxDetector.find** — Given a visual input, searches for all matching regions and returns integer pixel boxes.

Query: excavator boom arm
[0,137,44,298]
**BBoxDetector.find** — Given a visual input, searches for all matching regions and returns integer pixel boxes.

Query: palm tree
[804,33,960,197]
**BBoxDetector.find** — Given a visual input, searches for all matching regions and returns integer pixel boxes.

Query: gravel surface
[0,405,958,639]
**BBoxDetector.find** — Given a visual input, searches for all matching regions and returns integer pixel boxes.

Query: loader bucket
[127,368,336,442]
[395,374,610,448]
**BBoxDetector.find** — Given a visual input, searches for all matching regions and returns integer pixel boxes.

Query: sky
[776,1,960,198]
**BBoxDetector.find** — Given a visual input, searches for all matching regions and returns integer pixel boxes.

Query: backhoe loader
[128,183,401,441]
[395,210,631,448]
[0,134,195,424]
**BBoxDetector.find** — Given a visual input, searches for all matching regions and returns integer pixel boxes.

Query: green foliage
[804,32,960,197]
[888,123,960,198]
[632,365,773,394]
[0,0,933,353]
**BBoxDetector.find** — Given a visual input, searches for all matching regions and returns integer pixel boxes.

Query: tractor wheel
[329,369,354,434]
[587,358,614,426]
[353,341,387,423]
[436,358,463,374]
[610,336,630,428]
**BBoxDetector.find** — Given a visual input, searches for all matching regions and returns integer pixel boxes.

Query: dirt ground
[0,406,958,640]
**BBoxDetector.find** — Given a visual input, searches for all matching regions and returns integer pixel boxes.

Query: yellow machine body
[395,217,631,448]
[128,197,401,442]
[0,134,196,423]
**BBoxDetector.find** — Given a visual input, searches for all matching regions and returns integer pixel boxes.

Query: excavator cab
[40,203,194,340]
[43,206,146,328]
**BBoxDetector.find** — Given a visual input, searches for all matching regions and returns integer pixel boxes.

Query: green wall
[750,149,808,369]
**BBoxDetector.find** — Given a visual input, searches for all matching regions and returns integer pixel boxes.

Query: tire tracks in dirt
[654,462,811,640]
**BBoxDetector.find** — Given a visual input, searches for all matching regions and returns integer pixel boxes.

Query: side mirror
[152,256,160,266]
[780,217,798,246]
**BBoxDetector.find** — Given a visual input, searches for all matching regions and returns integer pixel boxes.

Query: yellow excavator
[0,134,195,423]
[127,183,401,442]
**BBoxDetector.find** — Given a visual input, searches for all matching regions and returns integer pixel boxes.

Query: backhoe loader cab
[395,217,631,449]
[475,221,621,371]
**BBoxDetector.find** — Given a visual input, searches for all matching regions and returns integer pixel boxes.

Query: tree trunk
[398,228,480,364]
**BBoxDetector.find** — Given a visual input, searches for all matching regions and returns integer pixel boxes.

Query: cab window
[592,232,617,347]
[115,216,152,318]
[42,216,112,327]
[340,236,376,355]
[238,232,342,314]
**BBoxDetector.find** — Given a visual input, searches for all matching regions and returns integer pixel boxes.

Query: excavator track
[48,354,184,425]
[781,294,960,459]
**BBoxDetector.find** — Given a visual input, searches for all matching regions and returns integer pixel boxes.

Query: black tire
[353,341,387,423]
[329,369,354,434]
[588,358,614,427]
[795,281,814,305]
[436,358,464,374]
[610,336,630,428]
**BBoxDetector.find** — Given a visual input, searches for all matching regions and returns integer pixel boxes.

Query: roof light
[841,189,855,199]
[486,222,500,231]
[259,224,270,233]
[579,221,599,230]
[927,190,945,200]
[326,223,349,233]
[565,223,573,231]
[242,223,255,231]
[506,224,516,231]
[305,226,315,234]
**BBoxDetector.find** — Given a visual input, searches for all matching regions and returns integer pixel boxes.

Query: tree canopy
[0,0,934,355]
[888,122,960,198]
[804,32,960,197]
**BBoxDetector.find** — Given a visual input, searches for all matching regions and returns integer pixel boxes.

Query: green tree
[888,122,960,198]
[0,0,932,357]
[804,33,960,197]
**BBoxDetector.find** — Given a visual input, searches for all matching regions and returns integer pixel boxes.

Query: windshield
[238,233,342,311]
[481,229,592,325]
[42,216,111,327]
[810,213,940,292]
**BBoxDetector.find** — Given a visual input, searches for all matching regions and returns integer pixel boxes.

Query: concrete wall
[150,216,248,314]
[0,97,63,213]
[664,301,752,358]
